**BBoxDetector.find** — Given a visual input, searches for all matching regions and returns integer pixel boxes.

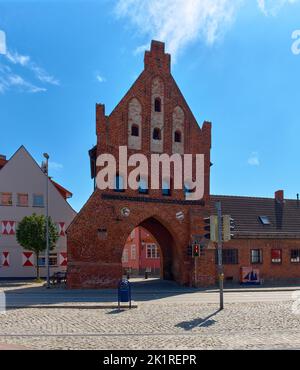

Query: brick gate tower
[67,41,216,289]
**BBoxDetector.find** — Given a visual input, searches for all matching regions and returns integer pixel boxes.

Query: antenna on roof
[297,194,299,207]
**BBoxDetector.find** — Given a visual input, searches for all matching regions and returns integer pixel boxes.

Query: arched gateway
[67,41,216,289]
[138,217,174,280]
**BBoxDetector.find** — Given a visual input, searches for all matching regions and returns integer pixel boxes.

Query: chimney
[275,190,284,203]
[0,154,7,170]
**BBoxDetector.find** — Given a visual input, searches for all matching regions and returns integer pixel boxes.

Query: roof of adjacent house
[210,195,300,239]
[0,146,73,202]
[0,155,8,170]
[51,180,73,200]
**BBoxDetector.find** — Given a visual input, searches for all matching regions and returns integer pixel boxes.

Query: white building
[0,146,76,279]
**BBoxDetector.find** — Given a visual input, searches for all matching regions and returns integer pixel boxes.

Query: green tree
[16,213,59,279]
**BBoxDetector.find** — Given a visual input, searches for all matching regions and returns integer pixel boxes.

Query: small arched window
[131,124,139,137]
[184,182,195,195]
[154,98,161,113]
[174,130,182,143]
[114,174,124,192]
[153,128,162,141]
[162,179,171,196]
[138,177,149,194]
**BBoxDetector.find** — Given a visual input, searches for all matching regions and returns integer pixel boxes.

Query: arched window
[138,176,149,194]
[114,174,124,192]
[154,98,161,113]
[131,124,139,137]
[184,182,195,195]
[174,130,182,143]
[162,179,171,196]
[153,128,162,141]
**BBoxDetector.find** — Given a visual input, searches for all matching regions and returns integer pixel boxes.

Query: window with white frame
[251,249,263,264]
[122,249,129,263]
[146,244,160,259]
[131,245,136,260]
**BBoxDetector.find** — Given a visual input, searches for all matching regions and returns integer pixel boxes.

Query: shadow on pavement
[107,309,128,315]
[1,277,299,309]
[175,310,221,330]
[1,278,210,309]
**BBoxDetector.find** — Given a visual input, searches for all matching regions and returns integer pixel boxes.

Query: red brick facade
[67,40,300,289]
[222,239,300,283]
[67,41,214,289]
[211,194,300,285]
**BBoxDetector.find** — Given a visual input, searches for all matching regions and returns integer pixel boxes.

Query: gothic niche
[172,106,184,154]
[128,98,142,150]
[151,77,164,153]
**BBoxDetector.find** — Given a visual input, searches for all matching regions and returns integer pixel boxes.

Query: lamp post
[43,153,50,289]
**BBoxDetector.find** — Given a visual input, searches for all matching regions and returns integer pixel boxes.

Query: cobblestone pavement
[0,300,300,350]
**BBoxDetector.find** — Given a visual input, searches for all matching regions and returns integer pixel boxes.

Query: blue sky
[0,0,300,211]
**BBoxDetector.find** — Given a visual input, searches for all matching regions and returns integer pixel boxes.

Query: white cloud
[115,0,299,58]
[115,0,243,58]
[96,74,106,83]
[257,0,299,16]
[248,152,260,166]
[31,65,60,86]
[5,50,59,86]
[0,71,47,94]
[0,30,7,55]
[0,30,59,93]
[133,43,149,56]
[8,74,46,93]
[6,50,30,66]
[49,161,63,170]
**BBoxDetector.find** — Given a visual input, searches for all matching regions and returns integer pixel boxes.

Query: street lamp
[43,153,50,289]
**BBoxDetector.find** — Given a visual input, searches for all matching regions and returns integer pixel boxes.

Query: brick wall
[221,239,300,283]
[67,40,212,289]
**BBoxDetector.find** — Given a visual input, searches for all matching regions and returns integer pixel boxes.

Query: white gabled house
[0,146,76,279]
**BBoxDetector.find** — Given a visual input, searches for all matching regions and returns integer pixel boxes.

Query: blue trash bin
[118,279,132,309]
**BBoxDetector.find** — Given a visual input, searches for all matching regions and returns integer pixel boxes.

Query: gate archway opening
[121,217,176,282]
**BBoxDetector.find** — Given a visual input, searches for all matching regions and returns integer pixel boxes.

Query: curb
[5,303,138,310]
[215,288,300,293]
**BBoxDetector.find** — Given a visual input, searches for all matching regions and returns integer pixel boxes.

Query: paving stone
[0,301,300,350]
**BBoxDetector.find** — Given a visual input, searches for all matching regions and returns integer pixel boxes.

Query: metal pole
[44,154,50,289]
[216,201,224,310]
[194,253,197,288]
